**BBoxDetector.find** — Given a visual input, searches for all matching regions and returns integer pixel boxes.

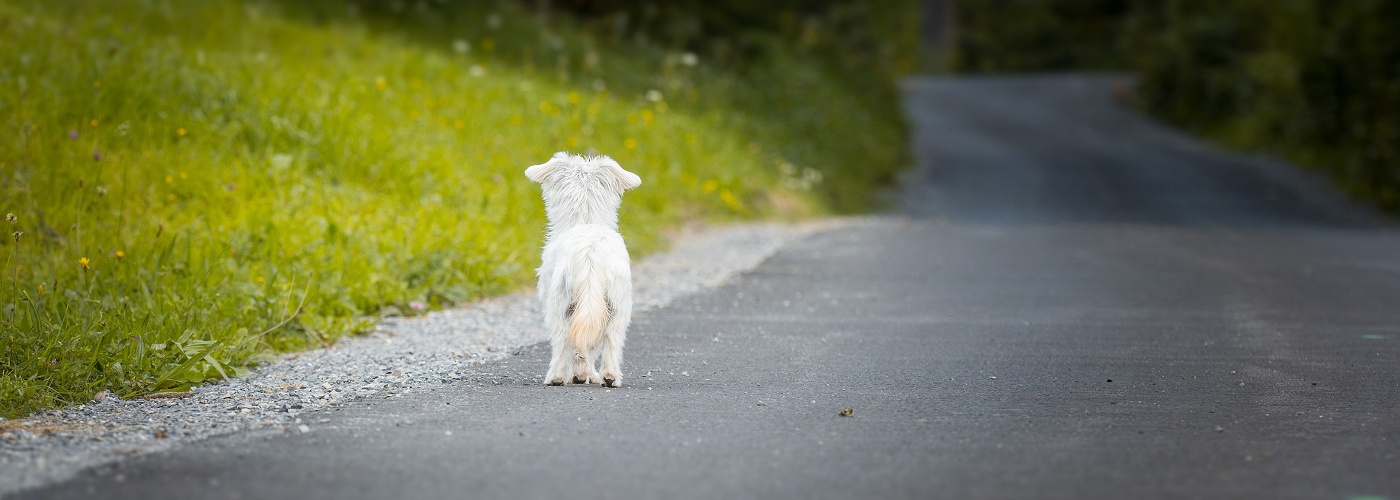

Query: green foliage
[951,0,1132,72]
[1125,1,1400,210]
[0,0,912,417]
[950,0,1400,211]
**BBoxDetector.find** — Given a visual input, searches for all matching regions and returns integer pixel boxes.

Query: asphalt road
[20,75,1400,499]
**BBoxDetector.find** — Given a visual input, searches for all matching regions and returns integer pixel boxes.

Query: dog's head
[525,152,641,229]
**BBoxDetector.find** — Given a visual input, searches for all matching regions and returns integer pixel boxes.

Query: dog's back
[527,152,640,387]
[538,223,632,365]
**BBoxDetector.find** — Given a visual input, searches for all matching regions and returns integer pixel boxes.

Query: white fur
[526,152,641,387]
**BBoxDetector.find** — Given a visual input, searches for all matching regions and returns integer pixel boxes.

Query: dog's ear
[525,152,570,183]
[599,156,642,191]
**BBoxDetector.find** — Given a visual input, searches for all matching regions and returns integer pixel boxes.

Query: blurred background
[933,0,1400,212]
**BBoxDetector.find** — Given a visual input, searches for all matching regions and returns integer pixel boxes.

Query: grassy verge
[0,0,911,417]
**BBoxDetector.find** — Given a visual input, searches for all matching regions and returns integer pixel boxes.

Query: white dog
[526,152,641,387]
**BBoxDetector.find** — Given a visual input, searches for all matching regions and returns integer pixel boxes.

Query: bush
[951,0,1400,211]
[1125,1,1400,209]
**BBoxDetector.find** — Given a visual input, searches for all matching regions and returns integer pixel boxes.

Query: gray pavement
[15,75,1400,499]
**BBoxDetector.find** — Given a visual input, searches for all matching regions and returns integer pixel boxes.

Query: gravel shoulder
[0,220,834,496]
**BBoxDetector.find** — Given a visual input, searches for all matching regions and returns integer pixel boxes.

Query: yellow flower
[702,179,718,193]
[115,250,125,259]
[509,115,523,126]
[624,138,637,149]
[641,109,654,124]
[168,194,176,201]
[92,81,101,89]
[178,128,187,136]
[566,136,579,148]
[453,120,464,130]
[720,189,744,212]
[179,171,188,179]
[567,91,580,104]
[38,284,44,295]
[90,119,99,127]
[375,76,387,91]
[79,257,90,270]
[165,175,173,184]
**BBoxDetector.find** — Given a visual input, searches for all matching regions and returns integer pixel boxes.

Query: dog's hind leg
[598,305,630,388]
[543,314,572,385]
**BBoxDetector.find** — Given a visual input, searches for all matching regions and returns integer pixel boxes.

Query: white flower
[452,39,470,54]
[645,89,663,102]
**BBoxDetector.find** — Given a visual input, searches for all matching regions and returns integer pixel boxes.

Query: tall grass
[0,0,911,417]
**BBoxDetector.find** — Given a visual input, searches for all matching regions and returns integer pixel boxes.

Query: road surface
[18,75,1400,499]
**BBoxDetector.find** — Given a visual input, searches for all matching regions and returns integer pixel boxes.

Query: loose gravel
[0,221,832,496]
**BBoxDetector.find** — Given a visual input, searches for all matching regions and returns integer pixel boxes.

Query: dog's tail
[568,258,611,368]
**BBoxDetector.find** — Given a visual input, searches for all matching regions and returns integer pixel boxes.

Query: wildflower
[90,119,99,127]
[93,150,103,161]
[452,39,470,54]
[469,65,486,77]
[180,172,188,179]
[567,91,580,105]
[645,89,664,102]
[165,175,173,184]
[681,52,699,66]
[96,186,107,196]
[375,76,387,91]
[624,138,637,149]
[79,257,90,270]
[115,250,124,259]
[409,301,426,311]
[6,213,15,224]
[12,231,21,243]
[93,81,101,89]
[178,128,187,136]
[38,284,43,295]
[68,130,79,140]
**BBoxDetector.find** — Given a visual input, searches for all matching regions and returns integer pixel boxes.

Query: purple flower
[68,130,79,139]
[409,301,426,311]
[93,149,103,161]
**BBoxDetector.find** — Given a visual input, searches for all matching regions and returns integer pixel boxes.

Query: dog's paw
[544,375,567,386]
[571,374,589,384]
[601,373,621,388]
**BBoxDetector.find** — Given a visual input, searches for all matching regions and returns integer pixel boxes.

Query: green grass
[0,0,910,417]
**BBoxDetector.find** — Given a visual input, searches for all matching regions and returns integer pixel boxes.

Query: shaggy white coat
[526,152,641,387]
